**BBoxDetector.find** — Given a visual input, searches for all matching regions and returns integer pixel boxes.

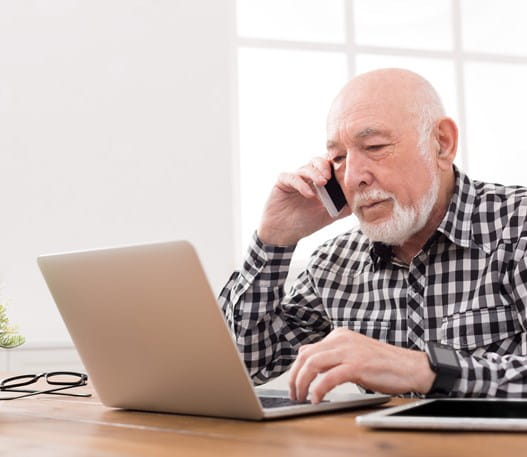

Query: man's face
[326,98,439,246]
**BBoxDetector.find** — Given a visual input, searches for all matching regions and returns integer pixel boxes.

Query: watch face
[433,345,459,367]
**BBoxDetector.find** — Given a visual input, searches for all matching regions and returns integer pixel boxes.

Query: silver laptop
[37,240,390,420]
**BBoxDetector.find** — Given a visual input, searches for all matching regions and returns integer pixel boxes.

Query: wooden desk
[1,382,526,457]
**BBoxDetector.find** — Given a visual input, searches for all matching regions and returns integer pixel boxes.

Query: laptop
[357,398,527,431]
[37,240,390,420]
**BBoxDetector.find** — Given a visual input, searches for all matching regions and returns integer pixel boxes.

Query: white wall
[0,0,237,346]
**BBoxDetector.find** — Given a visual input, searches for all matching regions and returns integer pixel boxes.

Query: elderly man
[219,68,527,403]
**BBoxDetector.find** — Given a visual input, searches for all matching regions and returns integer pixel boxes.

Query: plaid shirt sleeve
[218,232,332,385]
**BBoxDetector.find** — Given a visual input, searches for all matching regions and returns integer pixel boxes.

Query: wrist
[411,350,436,394]
[257,226,300,247]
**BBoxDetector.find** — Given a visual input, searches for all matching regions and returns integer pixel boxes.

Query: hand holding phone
[314,166,347,218]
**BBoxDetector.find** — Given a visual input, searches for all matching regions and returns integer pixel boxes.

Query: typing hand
[288,328,435,403]
[257,157,351,246]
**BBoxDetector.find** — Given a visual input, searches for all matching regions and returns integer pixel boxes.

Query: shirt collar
[435,165,477,250]
[369,241,393,267]
[368,165,479,265]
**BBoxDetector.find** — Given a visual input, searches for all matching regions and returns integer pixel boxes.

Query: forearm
[219,232,330,383]
[219,232,294,333]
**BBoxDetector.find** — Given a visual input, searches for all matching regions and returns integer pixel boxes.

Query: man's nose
[343,150,374,192]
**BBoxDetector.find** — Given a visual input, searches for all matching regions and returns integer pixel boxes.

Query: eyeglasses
[0,371,92,400]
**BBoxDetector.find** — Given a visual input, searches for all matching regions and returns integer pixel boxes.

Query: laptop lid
[38,240,389,420]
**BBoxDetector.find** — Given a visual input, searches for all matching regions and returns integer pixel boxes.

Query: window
[235,0,527,264]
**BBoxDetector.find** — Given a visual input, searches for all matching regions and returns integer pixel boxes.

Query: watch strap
[427,342,461,395]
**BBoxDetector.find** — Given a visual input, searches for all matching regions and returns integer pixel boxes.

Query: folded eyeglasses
[0,371,91,400]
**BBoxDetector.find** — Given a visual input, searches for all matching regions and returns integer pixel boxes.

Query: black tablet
[356,399,527,431]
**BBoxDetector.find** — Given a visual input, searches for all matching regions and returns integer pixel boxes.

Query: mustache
[352,189,394,212]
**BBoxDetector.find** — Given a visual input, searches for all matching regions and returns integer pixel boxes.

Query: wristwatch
[426,342,461,395]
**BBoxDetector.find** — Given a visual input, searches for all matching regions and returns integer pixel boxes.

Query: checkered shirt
[219,167,527,397]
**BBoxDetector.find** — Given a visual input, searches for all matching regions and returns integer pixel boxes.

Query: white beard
[353,172,440,246]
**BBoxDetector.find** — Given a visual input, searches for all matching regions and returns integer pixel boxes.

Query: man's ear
[434,117,458,170]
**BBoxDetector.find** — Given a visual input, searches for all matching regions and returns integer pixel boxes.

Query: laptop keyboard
[259,396,327,409]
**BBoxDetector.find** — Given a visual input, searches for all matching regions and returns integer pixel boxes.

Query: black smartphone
[314,165,347,218]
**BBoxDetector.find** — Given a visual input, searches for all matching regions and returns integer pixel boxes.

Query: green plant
[0,302,25,349]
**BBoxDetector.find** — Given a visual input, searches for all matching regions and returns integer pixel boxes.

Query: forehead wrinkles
[327,117,391,147]
[327,92,423,141]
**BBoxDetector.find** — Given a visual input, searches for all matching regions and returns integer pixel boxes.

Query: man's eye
[331,155,346,164]
[366,144,388,151]
[365,144,393,159]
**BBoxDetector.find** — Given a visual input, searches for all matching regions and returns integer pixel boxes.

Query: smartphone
[315,166,347,218]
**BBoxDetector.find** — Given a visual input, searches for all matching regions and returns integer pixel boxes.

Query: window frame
[233,0,527,260]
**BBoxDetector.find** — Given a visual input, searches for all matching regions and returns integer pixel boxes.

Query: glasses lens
[46,372,87,386]
[0,374,39,389]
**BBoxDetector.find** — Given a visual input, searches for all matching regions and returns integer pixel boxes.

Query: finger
[288,344,312,400]
[310,364,353,404]
[295,349,342,402]
[297,162,329,187]
[310,157,332,180]
[276,172,316,198]
[289,344,310,400]
[289,333,349,399]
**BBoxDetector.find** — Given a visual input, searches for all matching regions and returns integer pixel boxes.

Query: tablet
[356,399,527,431]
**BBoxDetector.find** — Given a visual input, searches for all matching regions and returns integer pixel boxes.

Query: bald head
[324,68,458,255]
[328,69,445,152]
